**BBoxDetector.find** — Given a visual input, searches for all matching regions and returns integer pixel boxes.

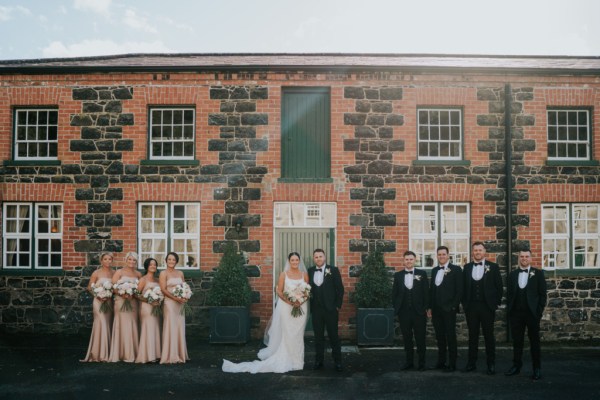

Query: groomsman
[392,251,429,371]
[505,250,547,380]
[428,246,463,372]
[308,248,345,372]
[462,241,503,375]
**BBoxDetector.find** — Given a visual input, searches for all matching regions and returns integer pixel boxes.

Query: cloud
[0,5,32,21]
[42,39,171,58]
[157,16,194,33]
[294,17,321,39]
[122,8,157,33]
[73,0,111,16]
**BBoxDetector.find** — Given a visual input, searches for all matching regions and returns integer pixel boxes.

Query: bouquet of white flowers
[114,279,139,312]
[171,282,193,316]
[90,280,113,313]
[142,286,165,317]
[284,281,311,317]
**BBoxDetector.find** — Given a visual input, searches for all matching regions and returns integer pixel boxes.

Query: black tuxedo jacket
[462,260,503,312]
[392,268,429,315]
[308,264,344,312]
[429,263,463,312]
[507,267,547,319]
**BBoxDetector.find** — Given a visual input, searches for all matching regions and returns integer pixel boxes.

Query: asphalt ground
[0,334,599,400]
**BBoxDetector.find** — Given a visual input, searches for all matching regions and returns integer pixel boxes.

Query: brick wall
[0,69,599,342]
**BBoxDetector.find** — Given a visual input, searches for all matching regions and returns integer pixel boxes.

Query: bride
[222,252,310,373]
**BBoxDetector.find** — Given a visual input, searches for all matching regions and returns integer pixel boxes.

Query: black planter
[356,308,395,346]
[209,306,250,344]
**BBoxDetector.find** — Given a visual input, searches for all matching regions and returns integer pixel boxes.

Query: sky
[0,0,599,61]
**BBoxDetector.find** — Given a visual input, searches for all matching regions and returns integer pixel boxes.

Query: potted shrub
[354,248,395,345]
[207,243,253,343]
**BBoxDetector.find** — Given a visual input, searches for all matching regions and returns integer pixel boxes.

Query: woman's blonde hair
[124,251,139,261]
[99,252,114,262]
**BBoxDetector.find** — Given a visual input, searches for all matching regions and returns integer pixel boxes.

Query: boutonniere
[529,271,535,278]
[484,266,490,274]
[444,268,450,275]
[414,275,421,281]
[325,267,331,277]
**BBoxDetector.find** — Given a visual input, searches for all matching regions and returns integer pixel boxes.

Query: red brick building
[0,54,599,341]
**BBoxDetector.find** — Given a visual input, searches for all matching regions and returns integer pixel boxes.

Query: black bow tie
[315,269,322,273]
[519,269,528,273]
[475,262,483,266]
[406,271,414,275]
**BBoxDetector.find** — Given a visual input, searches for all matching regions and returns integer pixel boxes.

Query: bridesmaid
[135,258,162,363]
[109,251,142,362]
[82,252,115,362]
[160,252,190,364]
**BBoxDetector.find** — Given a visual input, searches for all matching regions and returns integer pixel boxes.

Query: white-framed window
[542,203,599,269]
[149,107,195,160]
[547,109,591,160]
[14,108,58,160]
[409,202,470,268]
[2,202,63,269]
[138,202,200,269]
[274,202,336,227]
[417,108,462,160]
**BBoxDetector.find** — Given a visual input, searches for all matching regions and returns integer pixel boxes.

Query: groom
[308,248,345,372]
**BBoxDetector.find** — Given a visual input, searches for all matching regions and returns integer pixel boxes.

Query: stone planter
[356,308,395,346]
[209,306,250,344]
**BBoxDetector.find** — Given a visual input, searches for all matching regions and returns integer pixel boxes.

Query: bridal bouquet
[90,280,113,313]
[114,279,139,312]
[284,281,311,318]
[171,282,193,316]
[142,286,165,317]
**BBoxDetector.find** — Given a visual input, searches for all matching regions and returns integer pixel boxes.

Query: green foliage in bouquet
[207,243,252,307]
[353,248,393,308]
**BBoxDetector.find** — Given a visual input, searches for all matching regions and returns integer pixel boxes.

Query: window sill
[278,178,333,183]
[411,160,471,166]
[542,268,600,277]
[0,269,64,277]
[3,160,62,166]
[140,159,199,166]
[545,160,599,167]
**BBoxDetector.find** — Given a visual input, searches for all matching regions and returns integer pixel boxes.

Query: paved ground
[0,334,599,400]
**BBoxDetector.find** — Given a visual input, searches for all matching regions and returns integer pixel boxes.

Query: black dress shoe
[313,361,324,370]
[531,368,541,380]
[401,363,414,371]
[487,364,496,375]
[443,365,456,373]
[504,365,521,376]
[335,363,343,372]
[463,364,476,372]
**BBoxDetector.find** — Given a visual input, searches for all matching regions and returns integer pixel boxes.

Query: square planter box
[356,308,395,346]
[209,306,250,344]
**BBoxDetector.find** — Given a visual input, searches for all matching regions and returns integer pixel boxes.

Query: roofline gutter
[1,65,600,76]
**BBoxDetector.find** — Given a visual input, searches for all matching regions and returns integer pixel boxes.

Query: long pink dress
[160,277,189,364]
[135,282,161,363]
[81,278,113,362]
[109,276,139,362]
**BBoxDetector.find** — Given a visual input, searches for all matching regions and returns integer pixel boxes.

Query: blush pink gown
[81,278,113,362]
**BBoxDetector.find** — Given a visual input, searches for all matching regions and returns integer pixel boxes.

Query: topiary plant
[353,248,393,308]
[207,243,252,307]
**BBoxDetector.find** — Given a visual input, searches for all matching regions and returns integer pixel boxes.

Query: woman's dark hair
[165,252,179,264]
[143,257,158,272]
[288,252,301,260]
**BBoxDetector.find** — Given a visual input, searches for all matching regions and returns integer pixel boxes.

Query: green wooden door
[281,88,330,180]
[274,228,335,332]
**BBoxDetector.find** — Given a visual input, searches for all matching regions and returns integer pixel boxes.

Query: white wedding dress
[222,275,308,374]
